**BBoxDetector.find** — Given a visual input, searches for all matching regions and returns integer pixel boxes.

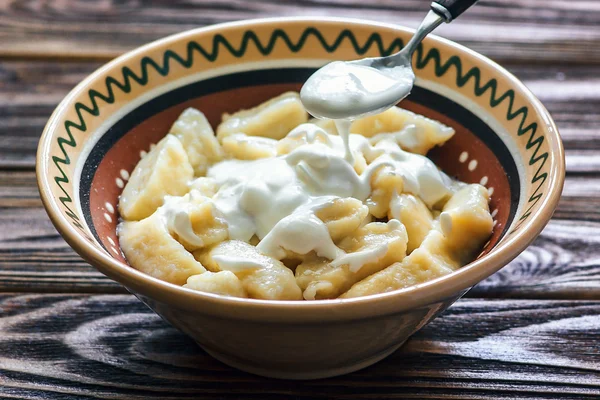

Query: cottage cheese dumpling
[216,92,308,140]
[119,134,193,221]
[169,108,223,176]
[184,271,248,298]
[118,212,206,285]
[195,240,302,300]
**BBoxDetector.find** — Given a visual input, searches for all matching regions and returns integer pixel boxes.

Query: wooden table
[1,0,599,398]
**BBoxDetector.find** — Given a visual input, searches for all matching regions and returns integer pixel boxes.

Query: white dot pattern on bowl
[488,187,495,196]
[140,150,147,158]
[491,209,498,218]
[459,151,468,163]
[108,168,130,256]
[479,176,488,186]
[468,159,478,171]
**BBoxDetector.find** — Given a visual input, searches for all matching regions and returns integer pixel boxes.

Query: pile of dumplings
[117,92,494,301]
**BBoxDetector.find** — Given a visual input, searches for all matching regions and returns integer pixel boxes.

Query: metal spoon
[300,0,479,120]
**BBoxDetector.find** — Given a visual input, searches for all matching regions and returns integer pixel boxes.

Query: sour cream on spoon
[300,0,478,120]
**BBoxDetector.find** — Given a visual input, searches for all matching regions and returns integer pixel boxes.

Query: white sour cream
[206,130,373,264]
[369,139,454,208]
[201,121,453,272]
[161,190,223,248]
[300,61,415,120]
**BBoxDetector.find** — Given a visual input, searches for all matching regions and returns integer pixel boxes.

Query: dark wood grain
[0,0,599,63]
[0,60,101,169]
[0,294,597,399]
[471,219,600,298]
[0,171,40,207]
[1,60,599,169]
[0,192,124,294]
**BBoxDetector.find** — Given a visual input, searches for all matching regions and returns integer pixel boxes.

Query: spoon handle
[431,0,479,22]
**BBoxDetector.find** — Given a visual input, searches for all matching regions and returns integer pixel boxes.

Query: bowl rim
[37,16,565,322]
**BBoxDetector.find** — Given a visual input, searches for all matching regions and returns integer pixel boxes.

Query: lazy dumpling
[216,92,308,141]
[314,197,369,243]
[195,240,303,300]
[169,107,223,176]
[389,193,434,254]
[162,190,229,252]
[119,134,193,221]
[118,211,206,285]
[221,133,278,160]
[184,271,248,298]
[351,106,455,155]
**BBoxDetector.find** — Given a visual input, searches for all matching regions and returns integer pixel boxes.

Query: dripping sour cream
[196,121,453,272]
[300,59,417,190]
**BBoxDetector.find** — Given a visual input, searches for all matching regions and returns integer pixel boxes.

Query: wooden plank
[0,294,597,399]
[1,60,599,169]
[0,204,124,294]
[1,0,600,63]
[0,60,100,169]
[0,169,599,297]
[470,219,600,299]
[0,171,40,207]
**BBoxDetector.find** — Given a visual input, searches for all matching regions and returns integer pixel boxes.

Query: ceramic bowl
[37,17,565,379]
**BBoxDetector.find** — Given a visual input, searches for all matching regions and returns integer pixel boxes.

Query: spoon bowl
[300,1,478,119]
[300,60,415,120]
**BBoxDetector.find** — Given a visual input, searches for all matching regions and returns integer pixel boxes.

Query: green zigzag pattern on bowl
[52,27,547,237]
